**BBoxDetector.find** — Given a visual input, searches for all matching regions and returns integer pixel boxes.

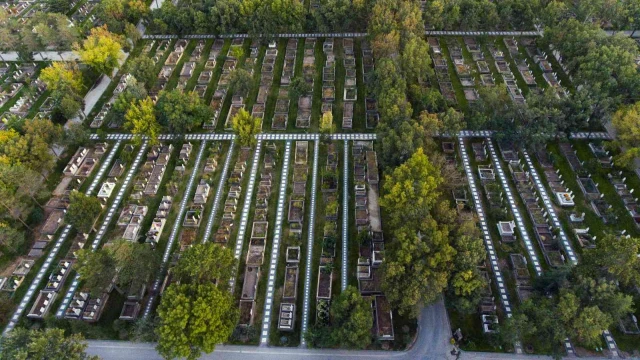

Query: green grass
[244,45,267,113]
[333,40,345,129]
[184,39,214,92]
[494,37,531,96]
[308,38,325,133]
[194,142,230,244]
[262,40,287,131]
[216,39,251,132]
[165,41,197,91]
[285,39,305,132]
[203,40,231,107]
[353,39,366,132]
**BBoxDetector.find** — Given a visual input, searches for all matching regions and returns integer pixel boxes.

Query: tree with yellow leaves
[40,62,83,93]
[75,25,124,77]
[231,108,261,147]
[124,97,160,145]
[612,101,640,169]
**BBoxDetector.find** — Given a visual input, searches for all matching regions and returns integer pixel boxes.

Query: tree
[319,111,335,135]
[0,128,56,179]
[66,191,102,234]
[498,312,536,347]
[75,249,117,297]
[288,77,312,100]
[612,102,640,168]
[329,286,373,348]
[110,240,160,287]
[231,108,261,147]
[439,107,465,137]
[228,68,253,96]
[75,25,124,77]
[589,233,640,287]
[380,148,443,229]
[0,292,13,325]
[400,36,433,86]
[45,0,72,14]
[0,328,98,360]
[312,0,360,32]
[23,117,64,158]
[573,306,612,348]
[0,222,26,254]
[156,283,238,360]
[40,62,83,94]
[125,97,160,145]
[126,56,157,89]
[382,221,456,317]
[173,243,236,286]
[64,122,92,148]
[156,89,212,133]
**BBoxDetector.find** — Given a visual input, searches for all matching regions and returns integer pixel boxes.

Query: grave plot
[559,143,617,224]
[448,38,479,102]
[269,39,297,131]
[429,37,457,104]
[506,157,565,268]
[500,38,538,91]
[254,45,277,125]
[462,37,493,89]
[204,39,239,129]
[322,38,336,123]
[90,74,135,129]
[361,41,379,129]
[351,142,395,341]
[0,63,44,121]
[153,39,188,96]
[282,39,298,86]
[224,40,258,130]
[534,148,575,207]
[341,38,357,128]
[520,37,569,95]
[487,40,525,104]
[235,143,279,334]
[71,0,99,26]
[1,1,32,18]
[447,139,510,348]
[54,142,149,323]
[295,38,315,129]
[180,39,210,93]
[268,141,311,341]
[212,147,252,246]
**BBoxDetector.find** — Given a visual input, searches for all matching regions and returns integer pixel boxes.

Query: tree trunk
[0,201,32,231]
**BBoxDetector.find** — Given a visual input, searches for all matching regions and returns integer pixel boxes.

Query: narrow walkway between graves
[202,140,236,243]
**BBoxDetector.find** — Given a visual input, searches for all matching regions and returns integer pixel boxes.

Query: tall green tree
[173,243,236,286]
[156,283,238,360]
[155,89,212,133]
[75,249,117,297]
[66,191,102,234]
[125,97,161,145]
[0,328,98,360]
[329,286,373,349]
[231,108,261,147]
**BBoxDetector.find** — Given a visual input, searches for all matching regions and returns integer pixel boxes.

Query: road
[87,299,456,360]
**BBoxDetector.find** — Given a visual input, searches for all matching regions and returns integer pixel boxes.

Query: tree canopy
[231,108,261,147]
[66,191,102,234]
[155,89,212,133]
[75,25,124,76]
[0,328,98,360]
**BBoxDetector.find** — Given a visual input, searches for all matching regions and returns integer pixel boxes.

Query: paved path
[486,139,543,276]
[1,141,122,335]
[202,140,236,243]
[260,141,291,345]
[0,51,79,62]
[300,140,319,346]
[56,141,149,318]
[67,74,112,127]
[142,141,208,318]
[230,141,262,290]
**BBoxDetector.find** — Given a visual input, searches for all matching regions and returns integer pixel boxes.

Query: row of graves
[321,38,335,127]
[534,147,600,250]
[362,41,379,129]
[341,38,357,129]
[1,1,34,18]
[499,141,567,268]
[486,41,525,104]
[450,38,479,102]
[90,74,133,129]
[0,63,45,124]
[205,39,240,129]
[521,38,568,95]
[151,39,188,102]
[428,38,457,104]
[353,142,395,341]
[463,37,496,89]
[314,143,340,331]
[177,40,206,93]
[559,143,617,225]
[295,38,315,128]
[193,40,219,100]
[442,140,500,335]
[502,38,537,89]
[588,141,640,229]
[180,144,220,245]
[214,146,252,245]
[70,0,101,26]
[277,141,310,331]
[272,39,298,130]
[251,41,277,126]
[470,143,512,333]
[225,40,259,130]
[239,143,277,328]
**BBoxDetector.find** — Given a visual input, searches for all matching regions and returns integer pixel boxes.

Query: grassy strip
[308,38,325,133]
[479,40,505,86]
[194,142,229,244]
[494,37,531,96]
[458,37,482,85]
[203,39,231,106]
[165,41,197,91]
[333,40,345,128]
[517,43,548,89]
[245,45,267,113]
